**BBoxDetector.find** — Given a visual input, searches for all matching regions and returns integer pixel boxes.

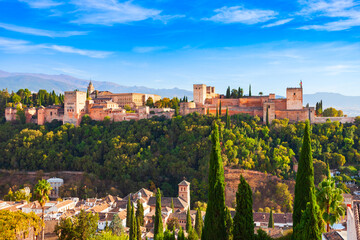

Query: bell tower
[88,81,95,95]
[178,179,190,207]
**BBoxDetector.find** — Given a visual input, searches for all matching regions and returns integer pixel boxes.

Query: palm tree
[316,178,345,232]
[34,179,52,240]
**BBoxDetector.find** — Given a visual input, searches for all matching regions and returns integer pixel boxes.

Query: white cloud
[298,0,360,31]
[69,0,162,25]
[19,0,62,8]
[133,46,167,53]
[203,6,277,24]
[262,18,294,28]
[0,22,88,37]
[0,37,112,58]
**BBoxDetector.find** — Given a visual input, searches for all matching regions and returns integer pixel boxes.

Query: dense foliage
[0,210,43,240]
[1,112,360,206]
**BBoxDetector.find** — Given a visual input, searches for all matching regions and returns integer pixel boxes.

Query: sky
[0,0,360,96]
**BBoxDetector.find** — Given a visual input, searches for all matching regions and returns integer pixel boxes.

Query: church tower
[88,81,95,96]
[178,179,190,207]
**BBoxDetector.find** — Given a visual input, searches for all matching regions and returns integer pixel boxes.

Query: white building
[47,177,64,198]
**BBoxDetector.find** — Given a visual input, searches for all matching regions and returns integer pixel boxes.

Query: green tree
[195,208,203,238]
[293,120,315,230]
[233,175,254,240]
[225,207,233,240]
[55,210,99,240]
[219,101,222,116]
[129,203,137,240]
[294,190,324,240]
[202,122,227,240]
[268,209,274,228]
[171,198,174,213]
[126,197,131,227]
[154,188,163,239]
[178,227,185,240]
[316,178,345,232]
[249,84,252,97]
[34,179,52,240]
[186,208,192,232]
[226,87,231,98]
[109,213,124,236]
[136,199,144,226]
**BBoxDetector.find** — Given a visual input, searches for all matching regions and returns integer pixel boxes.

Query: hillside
[0,69,192,98]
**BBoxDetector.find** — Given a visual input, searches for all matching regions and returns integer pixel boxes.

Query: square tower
[178,180,191,207]
[286,88,303,110]
[193,84,207,104]
[63,91,87,126]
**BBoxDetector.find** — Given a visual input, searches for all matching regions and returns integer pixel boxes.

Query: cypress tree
[136,216,141,240]
[266,106,269,126]
[207,108,210,115]
[216,107,219,119]
[293,120,315,231]
[154,188,163,239]
[226,87,231,98]
[136,199,144,226]
[294,189,324,240]
[129,203,137,240]
[237,87,241,98]
[126,197,131,227]
[249,84,252,97]
[178,227,185,240]
[219,101,222,116]
[195,208,203,238]
[186,208,192,232]
[225,207,233,240]
[202,122,227,240]
[233,175,254,240]
[268,209,274,228]
[226,108,230,129]
[326,161,331,179]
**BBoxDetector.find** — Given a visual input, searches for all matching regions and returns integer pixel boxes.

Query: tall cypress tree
[216,107,219,119]
[219,101,222,116]
[249,84,252,97]
[202,122,227,240]
[237,87,241,98]
[293,120,315,230]
[268,209,274,228]
[226,87,231,98]
[178,227,185,240]
[186,208,192,232]
[225,207,233,240]
[136,215,141,240]
[233,175,254,240]
[171,198,174,213]
[294,189,324,240]
[195,208,203,238]
[226,108,230,129]
[126,197,131,227]
[154,188,163,239]
[129,203,137,240]
[136,199,144,226]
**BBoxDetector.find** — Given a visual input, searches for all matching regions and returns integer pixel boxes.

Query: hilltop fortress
[180,84,316,123]
[5,82,355,126]
[5,82,173,126]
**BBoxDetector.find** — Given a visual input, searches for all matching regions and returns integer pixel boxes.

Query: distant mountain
[304,92,360,117]
[0,70,192,99]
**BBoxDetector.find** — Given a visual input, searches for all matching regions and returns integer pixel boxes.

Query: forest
[1,110,360,207]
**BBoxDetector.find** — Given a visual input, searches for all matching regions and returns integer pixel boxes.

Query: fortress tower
[286,87,303,110]
[178,180,190,207]
[193,84,207,104]
[63,91,87,126]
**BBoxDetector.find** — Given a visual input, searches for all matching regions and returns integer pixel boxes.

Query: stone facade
[181,84,316,123]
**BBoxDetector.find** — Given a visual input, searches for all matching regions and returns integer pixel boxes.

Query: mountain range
[1,70,359,116]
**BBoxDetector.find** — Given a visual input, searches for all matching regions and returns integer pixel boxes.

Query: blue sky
[0,0,360,95]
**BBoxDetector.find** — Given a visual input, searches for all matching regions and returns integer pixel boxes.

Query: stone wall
[314,117,355,124]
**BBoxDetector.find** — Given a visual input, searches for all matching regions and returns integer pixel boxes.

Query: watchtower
[88,81,95,95]
[193,84,207,104]
[178,180,191,207]
[286,88,303,110]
